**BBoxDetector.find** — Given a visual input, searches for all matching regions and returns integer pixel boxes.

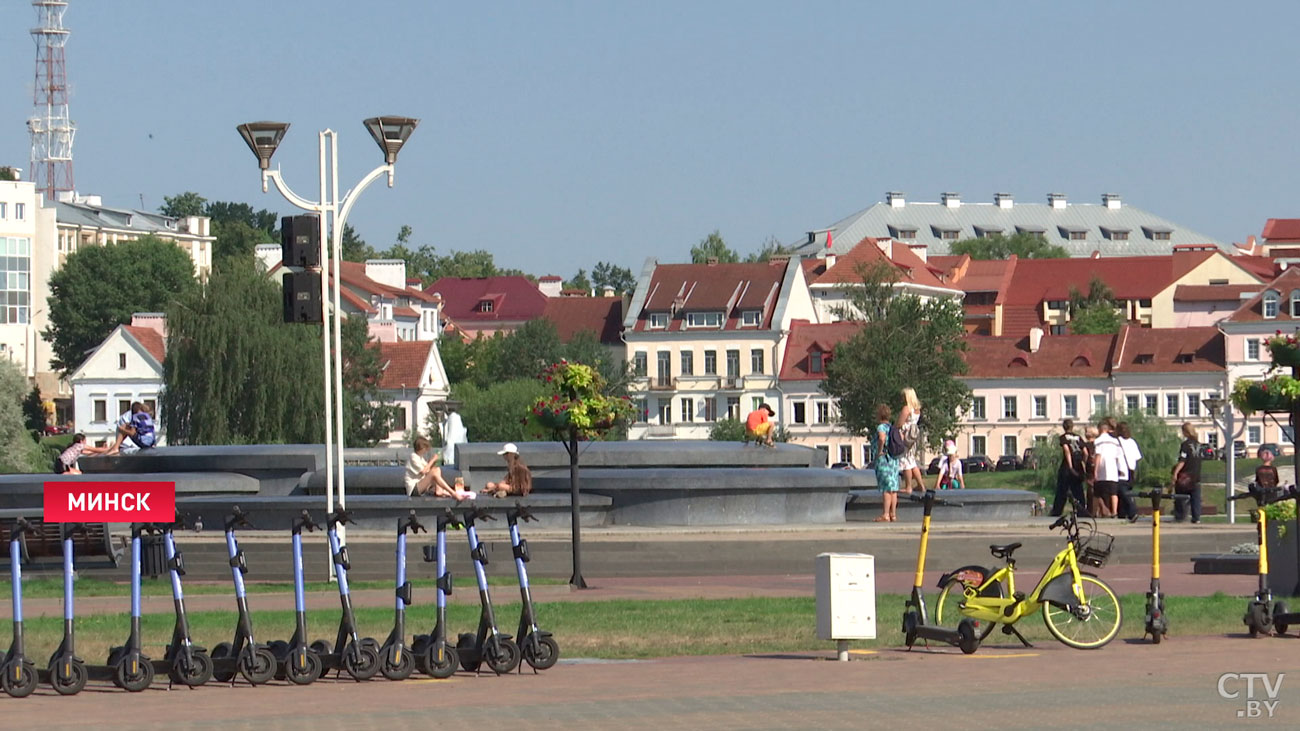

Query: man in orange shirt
[745,403,776,447]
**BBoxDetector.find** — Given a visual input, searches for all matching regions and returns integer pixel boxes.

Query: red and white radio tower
[27,0,76,201]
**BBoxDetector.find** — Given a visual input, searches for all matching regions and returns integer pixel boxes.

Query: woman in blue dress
[873,404,900,521]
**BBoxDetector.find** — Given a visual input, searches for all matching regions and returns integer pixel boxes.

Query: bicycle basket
[1078,530,1115,568]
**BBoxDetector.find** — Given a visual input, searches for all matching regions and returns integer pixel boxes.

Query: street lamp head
[363,116,419,165]
[1204,397,1224,418]
[236,121,290,170]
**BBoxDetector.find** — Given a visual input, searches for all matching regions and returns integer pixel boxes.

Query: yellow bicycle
[934,510,1123,649]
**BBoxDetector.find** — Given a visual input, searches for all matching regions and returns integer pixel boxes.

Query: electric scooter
[1136,489,1187,644]
[154,515,213,687]
[1233,483,1300,637]
[378,510,426,680]
[507,504,559,671]
[42,523,88,695]
[310,509,381,681]
[413,508,461,678]
[268,510,324,684]
[211,506,278,685]
[900,491,981,655]
[107,523,156,691]
[2,518,38,698]
[455,507,521,674]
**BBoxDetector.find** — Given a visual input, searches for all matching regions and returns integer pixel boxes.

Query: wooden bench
[0,516,124,567]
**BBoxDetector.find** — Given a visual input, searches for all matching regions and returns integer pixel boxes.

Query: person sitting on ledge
[745,403,776,447]
[54,433,109,475]
[405,436,474,500]
[103,402,143,456]
[484,443,532,498]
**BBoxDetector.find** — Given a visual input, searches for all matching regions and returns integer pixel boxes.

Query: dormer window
[1263,290,1280,319]
[1059,226,1088,241]
[685,312,724,328]
[1134,354,1154,364]
[740,310,762,327]
[1175,353,1194,364]
[477,299,494,313]
[931,225,961,240]
[974,225,1003,238]
[648,312,669,329]
[1101,227,1130,241]
[888,225,918,239]
[809,350,824,374]
[1290,290,1300,317]
[1142,225,1173,241]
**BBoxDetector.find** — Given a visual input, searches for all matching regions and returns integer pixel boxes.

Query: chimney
[942,192,961,209]
[364,259,408,290]
[994,192,1014,210]
[537,275,562,297]
[706,257,719,266]
[1048,193,1067,210]
[602,285,615,297]
[1102,193,1121,210]
[1029,327,1044,353]
[825,253,837,269]
[886,191,906,208]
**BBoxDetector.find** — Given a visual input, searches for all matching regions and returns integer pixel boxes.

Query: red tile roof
[930,254,1017,296]
[1003,251,1215,306]
[1173,284,1261,302]
[778,320,861,380]
[373,340,434,390]
[1224,267,1300,323]
[634,261,787,332]
[962,333,1115,379]
[425,276,549,324]
[1262,219,1300,242]
[810,238,954,291]
[1113,325,1224,372]
[123,326,166,365]
[1231,255,1279,281]
[542,296,624,345]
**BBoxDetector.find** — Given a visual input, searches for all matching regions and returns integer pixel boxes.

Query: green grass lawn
[0,575,563,600]
[0,591,1258,661]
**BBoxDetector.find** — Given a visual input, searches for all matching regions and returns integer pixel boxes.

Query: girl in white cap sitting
[485,443,533,498]
[933,439,965,490]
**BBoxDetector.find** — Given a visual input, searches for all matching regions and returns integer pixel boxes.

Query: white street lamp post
[1204,396,1246,524]
[237,118,418,574]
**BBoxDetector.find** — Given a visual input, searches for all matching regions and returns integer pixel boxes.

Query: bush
[451,378,548,444]
[709,418,746,442]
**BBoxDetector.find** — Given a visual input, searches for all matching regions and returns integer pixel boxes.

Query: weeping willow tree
[162,258,324,444]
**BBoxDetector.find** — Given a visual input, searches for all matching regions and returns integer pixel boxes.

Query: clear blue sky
[2,1,1297,277]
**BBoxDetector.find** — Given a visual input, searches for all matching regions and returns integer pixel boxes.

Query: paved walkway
[14,636,1299,728]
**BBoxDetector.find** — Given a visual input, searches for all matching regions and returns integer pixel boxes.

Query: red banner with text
[44,481,176,522]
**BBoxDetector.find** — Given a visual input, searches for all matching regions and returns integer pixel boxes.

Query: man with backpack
[1051,418,1089,517]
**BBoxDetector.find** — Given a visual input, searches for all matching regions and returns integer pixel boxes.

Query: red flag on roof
[826,230,833,250]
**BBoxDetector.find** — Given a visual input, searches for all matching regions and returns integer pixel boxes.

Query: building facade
[68,316,166,446]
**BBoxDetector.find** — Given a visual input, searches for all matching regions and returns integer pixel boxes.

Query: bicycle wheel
[935,577,1001,641]
[1042,575,1122,649]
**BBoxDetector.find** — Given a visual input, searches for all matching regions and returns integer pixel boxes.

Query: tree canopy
[563,269,593,294]
[1069,275,1126,335]
[821,260,969,448]
[45,235,198,374]
[744,236,795,263]
[691,230,740,263]
[341,315,396,445]
[949,232,1068,260]
[591,262,636,294]
[0,361,45,473]
[0,166,18,182]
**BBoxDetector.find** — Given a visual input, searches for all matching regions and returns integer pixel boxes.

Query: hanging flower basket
[531,407,572,430]
[1269,333,1300,367]
[1232,375,1300,415]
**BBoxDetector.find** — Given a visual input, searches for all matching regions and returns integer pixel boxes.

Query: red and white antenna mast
[27,0,76,202]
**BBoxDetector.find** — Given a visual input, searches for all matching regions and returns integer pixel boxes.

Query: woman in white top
[898,388,924,494]
[405,437,473,499]
[1116,421,1143,522]
[932,440,965,490]
[441,409,467,467]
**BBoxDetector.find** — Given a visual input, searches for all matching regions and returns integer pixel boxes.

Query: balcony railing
[720,376,745,390]
[648,377,677,391]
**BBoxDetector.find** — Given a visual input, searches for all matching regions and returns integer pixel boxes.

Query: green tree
[45,236,198,374]
[591,262,636,295]
[1069,276,1125,335]
[0,362,51,473]
[708,418,746,441]
[341,223,374,261]
[949,232,1068,260]
[0,166,18,182]
[159,191,207,218]
[205,201,278,234]
[744,236,795,263]
[214,220,275,265]
[494,319,566,381]
[341,315,395,446]
[822,261,969,448]
[23,386,46,435]
[162,258,323,444]
[690,230,740,264]
[563,269,592,294]
[451,378,547,444]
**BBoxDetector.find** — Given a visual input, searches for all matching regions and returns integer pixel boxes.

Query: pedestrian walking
[1116,421,1142,522]
[1172,422,1202,523]
[872,404,900,521]
[898,388,924,495]
[1051,419,1087,516]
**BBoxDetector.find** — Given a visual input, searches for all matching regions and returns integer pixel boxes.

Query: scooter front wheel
[521,634,560,670]
[485,637,521,675]
[171,651,214,687]
[1246,603,1272,638]
[114,654,154,692]
[1,660,38,698]
[241,646,278,685]
[49,656,88,695]
[343,643,380,681]
[284,649,320,685]
[381,643,415,681]
[424,644,459,679]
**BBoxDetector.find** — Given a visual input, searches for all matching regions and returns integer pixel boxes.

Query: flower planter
[1245,385,1294,414]
[1270,343,1300,368]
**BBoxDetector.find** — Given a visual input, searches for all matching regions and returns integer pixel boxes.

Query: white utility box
[815,552,876,641]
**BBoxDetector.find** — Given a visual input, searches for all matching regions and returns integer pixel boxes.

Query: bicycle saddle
[989,542,1022,559]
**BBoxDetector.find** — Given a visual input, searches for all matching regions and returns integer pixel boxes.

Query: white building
[375,339,452,443]
[0,179,59,401]
[68,314,166,446]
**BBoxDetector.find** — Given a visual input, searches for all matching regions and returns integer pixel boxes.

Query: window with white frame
[971,396,986,420]
[93,399,106,422]
[1002,396,1017,419]
[816,401,830,424]
[1187,393,1201,416]
[703,398,718,422]
[1126,395,1140,413]
[751,349,765,375]
[1247,338,1261,360]
[815,445,830,465]
[1248,425,1262,444]
[839,445,853,465]
[751,397,763,413]
[393,407,408,431]
[1092,395,1107,416]
[740,310,762,327]
[727,397,740,420]
[0,203,6,218]
[971,436,987,456]
[1145,394,1158,415]
[863,444,874,465]
[1063,395,1078,418]
[1292,291,1300,318]
[1003,435,1017,457]
[13,203,22,220]
[633,352,647,377]
[685,312,724,328]
[1033,395,1047,419]
[633,397,648,422]
[680,397,694,423]
[792,402,806,424]
[1264,290,1280,319]
[1166,393,1179,417]
[657,399,672,424]
[648,312,669,329]
[680,350,694,376]
[703,350,717,375]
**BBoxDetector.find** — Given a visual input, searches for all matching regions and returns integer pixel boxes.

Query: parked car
[926,457,941,475]
[830,462,855,470]
[41,424,70,436]
[995,455,1021,471]
[963,455,994,473]
[1198,444,1217,460]
[1232,440,1247,459]
[1021,447,1039,470]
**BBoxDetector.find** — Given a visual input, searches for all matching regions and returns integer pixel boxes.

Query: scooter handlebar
[11,516,36,536]
[295,510,321,533]
[509,503,538,523]
[329,509,354,528]
[464,506,497,522]
[404,509,428,534]
[226,505,255,530]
